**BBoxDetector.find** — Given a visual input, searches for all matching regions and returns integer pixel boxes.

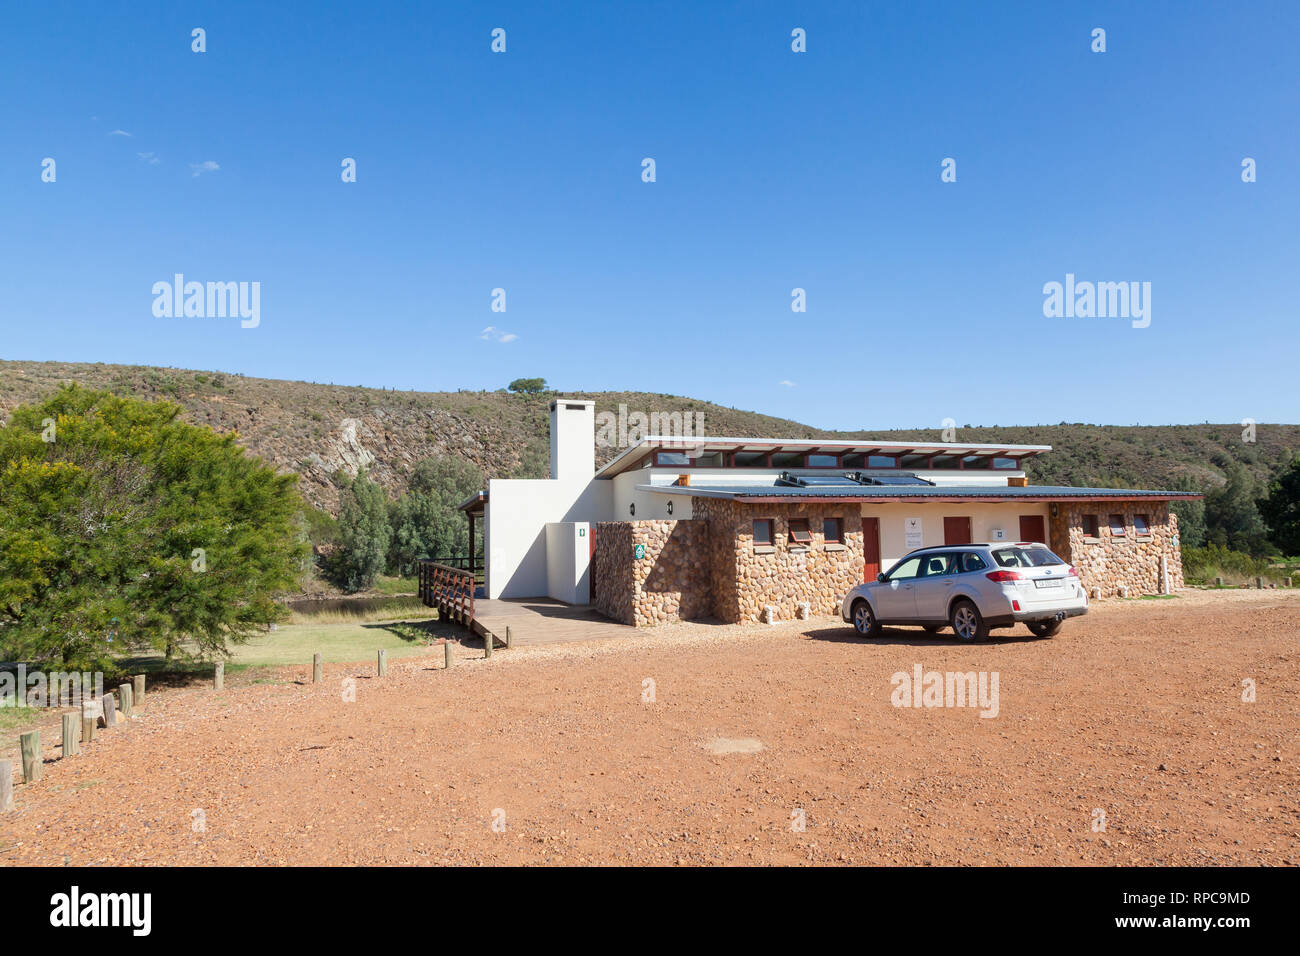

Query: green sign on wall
[634,544,646,560]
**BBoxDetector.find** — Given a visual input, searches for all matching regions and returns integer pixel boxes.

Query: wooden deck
[471,598,633,647]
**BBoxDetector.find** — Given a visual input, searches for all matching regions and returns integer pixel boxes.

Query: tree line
[318,457,485,592]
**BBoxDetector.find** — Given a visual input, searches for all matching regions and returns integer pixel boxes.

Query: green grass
[115,613,458,675]
[369,575,418,596]
[1138,594,1180,600]
[0,705,42,736]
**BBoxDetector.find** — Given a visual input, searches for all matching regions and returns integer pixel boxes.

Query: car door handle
[943,581,954,586]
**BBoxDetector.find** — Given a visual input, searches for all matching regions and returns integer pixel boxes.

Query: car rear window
[992,546,1065,568]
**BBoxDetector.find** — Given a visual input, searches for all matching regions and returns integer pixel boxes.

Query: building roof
[457,491,488,514]
[595,435,1053,478]
[635,481,1200,504]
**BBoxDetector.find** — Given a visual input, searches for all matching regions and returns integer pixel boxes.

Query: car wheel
[1028,619,1062,638]
[950,600,988,643]
[852,600,881,638]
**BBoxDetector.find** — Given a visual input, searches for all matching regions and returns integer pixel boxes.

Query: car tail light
[1065,565,1079,577]
[985,570,1024,583]
[1012,600,1021,611]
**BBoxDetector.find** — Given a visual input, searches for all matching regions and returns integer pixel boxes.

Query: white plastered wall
[545,522,591,605]
[862,502,1053,569]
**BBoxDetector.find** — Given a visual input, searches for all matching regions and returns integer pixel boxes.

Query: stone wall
[1048,501,1184,596]
[692,497,864,624]
[593,519,711,626]
[593,521,635,624]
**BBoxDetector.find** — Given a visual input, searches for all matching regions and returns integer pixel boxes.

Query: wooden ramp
[472,598,634,647]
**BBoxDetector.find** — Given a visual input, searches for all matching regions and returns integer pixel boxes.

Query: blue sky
[2,1,1297,430]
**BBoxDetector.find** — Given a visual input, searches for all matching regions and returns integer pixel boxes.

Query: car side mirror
[876,572,888,583]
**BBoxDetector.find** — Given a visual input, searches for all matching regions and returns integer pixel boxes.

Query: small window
[1081,514,1099,538]
[1108,514,1126,537]
[885,556,922,580]
[991,457,1018,469]
[962,455,985,468]
[840,452,865,468]
[656,451,690,466]
[806,454,839,468]
[919,553,956,576]
[1134,514,1151,535]
[788,518,812,545]
[771,451,804,468]
[822,517,843,543]
[752,519,774,546]
[693,451,725,467]
[867,454,898,468]
[900,454,930,469]
[931,455,961,469]
[958,551,987,573]
[734,451,768,468]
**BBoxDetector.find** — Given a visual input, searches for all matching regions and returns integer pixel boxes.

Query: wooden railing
[418,561,476,626]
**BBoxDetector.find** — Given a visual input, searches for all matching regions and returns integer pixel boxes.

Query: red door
[588,525,597,601]
[861,517,881,581]
[1018,515,1046,545]
[943,516,972,545]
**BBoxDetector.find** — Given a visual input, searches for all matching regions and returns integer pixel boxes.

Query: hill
[1,359,1296,514]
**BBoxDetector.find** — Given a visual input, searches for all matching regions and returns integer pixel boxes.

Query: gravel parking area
[2,590,1297,866]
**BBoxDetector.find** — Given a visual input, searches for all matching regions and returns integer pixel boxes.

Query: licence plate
[1034,578,1064,589]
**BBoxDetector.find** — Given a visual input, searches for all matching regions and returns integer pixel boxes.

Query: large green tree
[1259,455,1300,557]
[387,456,485,575]
[0,386,305,671]
[331,471,391,591]
[1204,463,1271,554]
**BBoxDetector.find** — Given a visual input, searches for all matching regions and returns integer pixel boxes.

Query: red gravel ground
[2,590,1297,866]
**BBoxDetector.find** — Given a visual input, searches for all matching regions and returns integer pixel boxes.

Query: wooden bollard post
[377,649,387,677]
[484,632,493,659]
[214,661,224,691]
[20,731,41,783]
[312,653,323,684]
[62,713,80,757]
[81,715,96,745]
[119,683,134,719]
[505,626,512,649]
[102,692,118,729]
[133,674,145,702]
[0,759,11,812]
[1256,576,1264,589]
[444,640,453,670]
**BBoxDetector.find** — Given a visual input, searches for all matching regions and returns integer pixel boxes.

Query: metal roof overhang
[634,483,1202,504]
[457,491,488,514]
[595,435,1053,478]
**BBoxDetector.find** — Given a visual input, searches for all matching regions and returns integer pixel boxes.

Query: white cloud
[189,160,220,177]
[778,379,797,387]
[137,152,161,165]
[108,129,132,137]
[480,326,517,343]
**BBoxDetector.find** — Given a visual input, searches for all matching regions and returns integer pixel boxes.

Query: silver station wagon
[840,542,1088,642]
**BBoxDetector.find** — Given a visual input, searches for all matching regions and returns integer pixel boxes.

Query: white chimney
[548,398,595,482]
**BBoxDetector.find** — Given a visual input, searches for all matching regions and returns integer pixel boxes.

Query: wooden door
[861,517,881,581]
[943,516,972,545]
[1018,514,1046,545]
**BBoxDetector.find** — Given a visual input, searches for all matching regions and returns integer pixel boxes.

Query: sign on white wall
[904,517,923,550]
